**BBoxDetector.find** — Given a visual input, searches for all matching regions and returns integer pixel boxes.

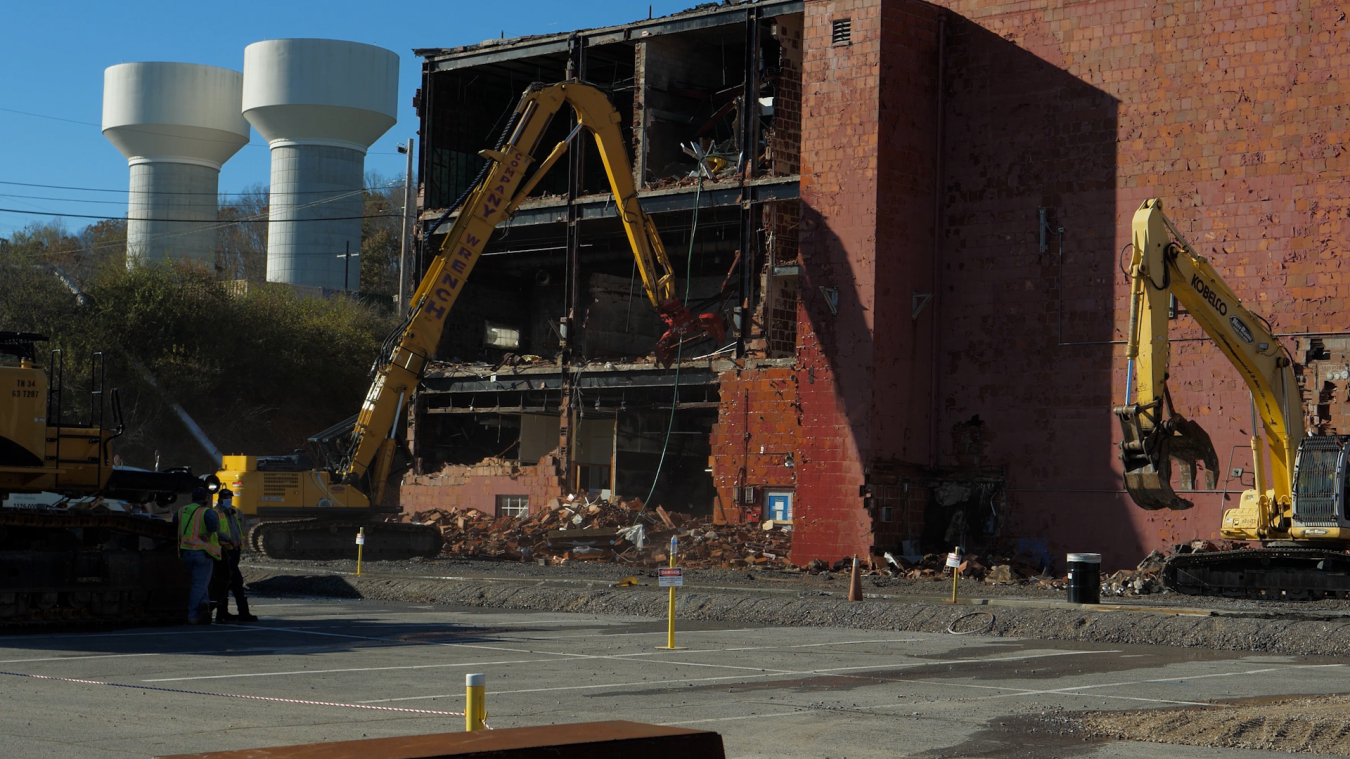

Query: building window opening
[577,464,611,497]
[496,494,529,518]
[485,321,522,350]
[831,19,852,46]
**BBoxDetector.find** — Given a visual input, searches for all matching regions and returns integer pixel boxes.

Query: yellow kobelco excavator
[1115,198,1350,598]
[222,82,725,560]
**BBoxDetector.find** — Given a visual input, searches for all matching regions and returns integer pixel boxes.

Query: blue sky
[0,0,689,238]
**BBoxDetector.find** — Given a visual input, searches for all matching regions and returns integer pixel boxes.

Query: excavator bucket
[655,300,726,368]
[1116,403,1220,510]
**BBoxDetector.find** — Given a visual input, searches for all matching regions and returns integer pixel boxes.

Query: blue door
[766,491,793,521]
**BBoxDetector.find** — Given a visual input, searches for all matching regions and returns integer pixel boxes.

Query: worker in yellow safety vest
[210,489,257,623]
[177,487,220,625]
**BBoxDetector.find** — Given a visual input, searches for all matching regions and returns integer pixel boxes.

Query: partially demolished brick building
[402,0,1350,570]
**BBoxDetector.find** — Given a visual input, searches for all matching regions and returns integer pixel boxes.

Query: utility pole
[336,243,358,293]
[398,138,415,315]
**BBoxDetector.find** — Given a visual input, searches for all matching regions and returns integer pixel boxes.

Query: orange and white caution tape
[0,669,491,727]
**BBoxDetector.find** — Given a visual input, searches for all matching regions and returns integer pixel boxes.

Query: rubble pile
[804,551,1055,587]
[395,499,794,570]
[1102,540,1249,597]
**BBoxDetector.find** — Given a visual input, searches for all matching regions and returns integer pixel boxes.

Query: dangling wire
[635,176,702,523]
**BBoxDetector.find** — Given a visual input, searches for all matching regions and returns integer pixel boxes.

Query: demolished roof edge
[414,0,801,62]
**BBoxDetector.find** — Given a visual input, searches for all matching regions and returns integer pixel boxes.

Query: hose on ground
[946,611,995,635]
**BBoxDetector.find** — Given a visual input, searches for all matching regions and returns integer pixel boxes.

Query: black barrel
[1066,552,1101,604]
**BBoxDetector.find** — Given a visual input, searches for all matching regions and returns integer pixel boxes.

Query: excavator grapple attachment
[655,300,726,368]
[1115,401,1219,510]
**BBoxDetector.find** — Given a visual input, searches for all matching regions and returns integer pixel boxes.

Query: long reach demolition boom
[225,82,725,560]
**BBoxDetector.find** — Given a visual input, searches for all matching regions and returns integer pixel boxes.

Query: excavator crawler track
[1164,547,1350,600]
[0,510,187,627]
[248,518,442,562]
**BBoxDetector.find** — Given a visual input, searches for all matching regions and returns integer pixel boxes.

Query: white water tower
[242,39,399,291]
[102,63,250,264]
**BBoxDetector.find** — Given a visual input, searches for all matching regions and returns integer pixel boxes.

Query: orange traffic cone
[848,555,863,601]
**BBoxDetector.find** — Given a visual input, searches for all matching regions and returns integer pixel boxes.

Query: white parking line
[659,711,806,726]
[140,637,934,683]
[977,663,1346,701]
[360,671,782,703]
[144,655,605,682]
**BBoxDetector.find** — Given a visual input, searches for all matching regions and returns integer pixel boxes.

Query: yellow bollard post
[356,528,365,576]
[656,536,685,650]
[947,545,961,604]
[465,673,485,731]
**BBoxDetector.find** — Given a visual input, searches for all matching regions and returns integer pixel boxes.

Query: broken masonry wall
[762,201,801,359]
[710,362,800,525]
[864,460,931,555]
[400,454,563,517]
[1299,337,1350,436]
[766,14,803,177]
[929,0,1350,570]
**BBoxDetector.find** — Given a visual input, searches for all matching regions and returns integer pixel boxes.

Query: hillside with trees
[0,176,407,475]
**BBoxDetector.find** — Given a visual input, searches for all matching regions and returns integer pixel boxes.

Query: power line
[3,181,404,256]
[1,106,408,156]
[0,179,401,197]
[0,106,267,149]
[0,107,103,128]
[0,193,130,206]
[0,208,399,223]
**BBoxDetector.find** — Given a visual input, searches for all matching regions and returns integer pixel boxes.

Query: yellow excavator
[1116,198,1350,598]
[0,333,212,623]
[222,82,725,560]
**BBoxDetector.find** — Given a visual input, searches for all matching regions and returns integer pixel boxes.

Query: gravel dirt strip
[242,565,1350,658]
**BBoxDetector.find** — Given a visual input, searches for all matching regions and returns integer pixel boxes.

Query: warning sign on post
[945,552,961,568]
[658,567,684,587]
[356,533,365,545]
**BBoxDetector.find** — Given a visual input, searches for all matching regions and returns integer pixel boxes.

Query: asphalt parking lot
[0,597,1346,758]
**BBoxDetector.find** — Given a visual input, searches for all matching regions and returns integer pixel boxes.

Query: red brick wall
[794,0,940,564]
[795,0,884,563]
[710,363,800,524]
[400,458,562,516]
[873,0,941,463]
[923,0,1350,569]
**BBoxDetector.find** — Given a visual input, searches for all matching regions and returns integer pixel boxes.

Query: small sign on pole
[356,528,366,576]
[946,546,962,604]
[657,535,684,650]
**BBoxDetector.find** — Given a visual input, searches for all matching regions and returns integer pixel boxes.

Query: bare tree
[216,185,270,283]
[360,171,404,297]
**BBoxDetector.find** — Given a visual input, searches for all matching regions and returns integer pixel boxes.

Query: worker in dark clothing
[177,487,220,625]
[212,489,258,623]
[207,493,231,622]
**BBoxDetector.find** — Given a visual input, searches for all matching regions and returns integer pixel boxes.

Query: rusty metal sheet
[155,720,725,759]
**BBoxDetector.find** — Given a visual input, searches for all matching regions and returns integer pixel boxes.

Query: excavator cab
[1115,397,1220,511]
[1291,436,1350,528]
